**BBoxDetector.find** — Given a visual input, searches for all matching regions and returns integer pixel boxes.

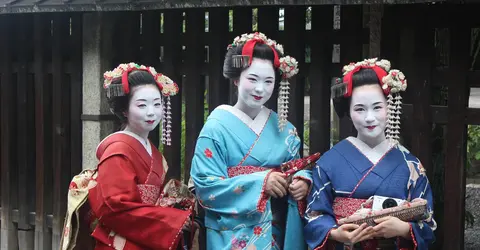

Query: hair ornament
[332,58,408,145]
[228,32,300,132]
[103,62,179,146]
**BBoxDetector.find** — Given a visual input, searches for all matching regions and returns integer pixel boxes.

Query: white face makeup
[236,58,276,111]
[349,84,387,147]
[125,84,163,139]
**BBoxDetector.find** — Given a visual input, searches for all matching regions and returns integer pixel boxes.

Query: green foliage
[467,125,480,171]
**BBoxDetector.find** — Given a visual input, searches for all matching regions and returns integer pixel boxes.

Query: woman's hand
[330,223,375,245]
[265,172,288,198]
[372,216,410,239]
[288,178,309,201]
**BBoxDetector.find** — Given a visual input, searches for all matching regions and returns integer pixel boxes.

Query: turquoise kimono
[191,105,312,250]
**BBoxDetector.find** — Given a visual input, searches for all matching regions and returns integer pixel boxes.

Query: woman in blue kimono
[304,58,436,250]
[190,32,312,250]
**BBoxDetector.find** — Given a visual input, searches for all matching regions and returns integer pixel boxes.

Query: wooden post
[0,14,18,250]
[33,13,53,250]
[443,10,470,250]
[16,14,35,250]
[309,6,333,154]
[162,9,184,181]
[207,8,230,112]
[183,9,206,183]
[284,6,306,156]
[51,13,71,250]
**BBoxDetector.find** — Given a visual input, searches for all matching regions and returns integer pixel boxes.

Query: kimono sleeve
[399,162,437,250]
[190,125,272,215]
[286,125,313,186]
[304,163,337,250]
[89,155,191,250]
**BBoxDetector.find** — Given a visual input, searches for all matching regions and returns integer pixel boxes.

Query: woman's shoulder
[96,133,142,161]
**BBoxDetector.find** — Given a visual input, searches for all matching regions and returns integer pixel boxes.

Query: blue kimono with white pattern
[304,137,436,250]
[191,105,312,250]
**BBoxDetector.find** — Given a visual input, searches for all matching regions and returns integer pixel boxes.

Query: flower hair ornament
[228,32,299,132]
[331,58,408,144]
[103,62,179,146]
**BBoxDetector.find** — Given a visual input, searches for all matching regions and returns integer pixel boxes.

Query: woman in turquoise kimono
[190,32,312,250]
[304,58,436,250]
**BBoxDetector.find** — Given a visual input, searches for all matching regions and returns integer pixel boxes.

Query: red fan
[280,152,321,177]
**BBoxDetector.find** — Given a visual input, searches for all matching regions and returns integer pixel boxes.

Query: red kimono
[88,133,191,250]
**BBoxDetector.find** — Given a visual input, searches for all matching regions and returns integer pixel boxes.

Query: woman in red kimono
[88,63,192,250]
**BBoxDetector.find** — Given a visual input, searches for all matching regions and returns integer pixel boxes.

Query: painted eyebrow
[135,98,161,102]
[248,73,274,79]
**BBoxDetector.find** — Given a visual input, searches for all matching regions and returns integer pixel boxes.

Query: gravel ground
[465,184,480,250]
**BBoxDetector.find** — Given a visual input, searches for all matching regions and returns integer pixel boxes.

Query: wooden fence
[0,3,479,249]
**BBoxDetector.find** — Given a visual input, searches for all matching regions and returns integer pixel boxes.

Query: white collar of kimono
[119,131,152,156]
[346,136,393,165]
[217,105,271,135]
[95,131,153,160]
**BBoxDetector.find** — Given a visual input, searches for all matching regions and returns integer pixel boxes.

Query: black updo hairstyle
[223,43,282,86]
[107,70,161,126]
[333,68,388,118]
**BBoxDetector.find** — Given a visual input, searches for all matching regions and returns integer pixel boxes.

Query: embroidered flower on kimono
[253,226,262,235]
[204,148,213,158]
[208,194,215,201]
[285,128,301,156]
[233,185,244,194]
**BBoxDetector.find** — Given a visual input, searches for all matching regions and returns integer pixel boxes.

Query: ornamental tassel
[394,94,403,141]
[161,97,168,145]
[278,79,290,132]
[386,94,397,144]
[166,96,172,146]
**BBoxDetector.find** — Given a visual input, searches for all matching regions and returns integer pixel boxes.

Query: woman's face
[236,58,276,109]
[349,84,388,145]
[125,84,163,135]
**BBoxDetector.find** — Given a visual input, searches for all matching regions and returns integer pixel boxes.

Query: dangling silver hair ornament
[103,62,180,146]
[331,58,407,145]
[382,69,407,145]
[228,32,299,132]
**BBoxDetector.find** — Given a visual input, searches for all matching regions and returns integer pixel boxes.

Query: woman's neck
[233,100,262,120]
[124,125,149,145]
[356,133,386,148]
